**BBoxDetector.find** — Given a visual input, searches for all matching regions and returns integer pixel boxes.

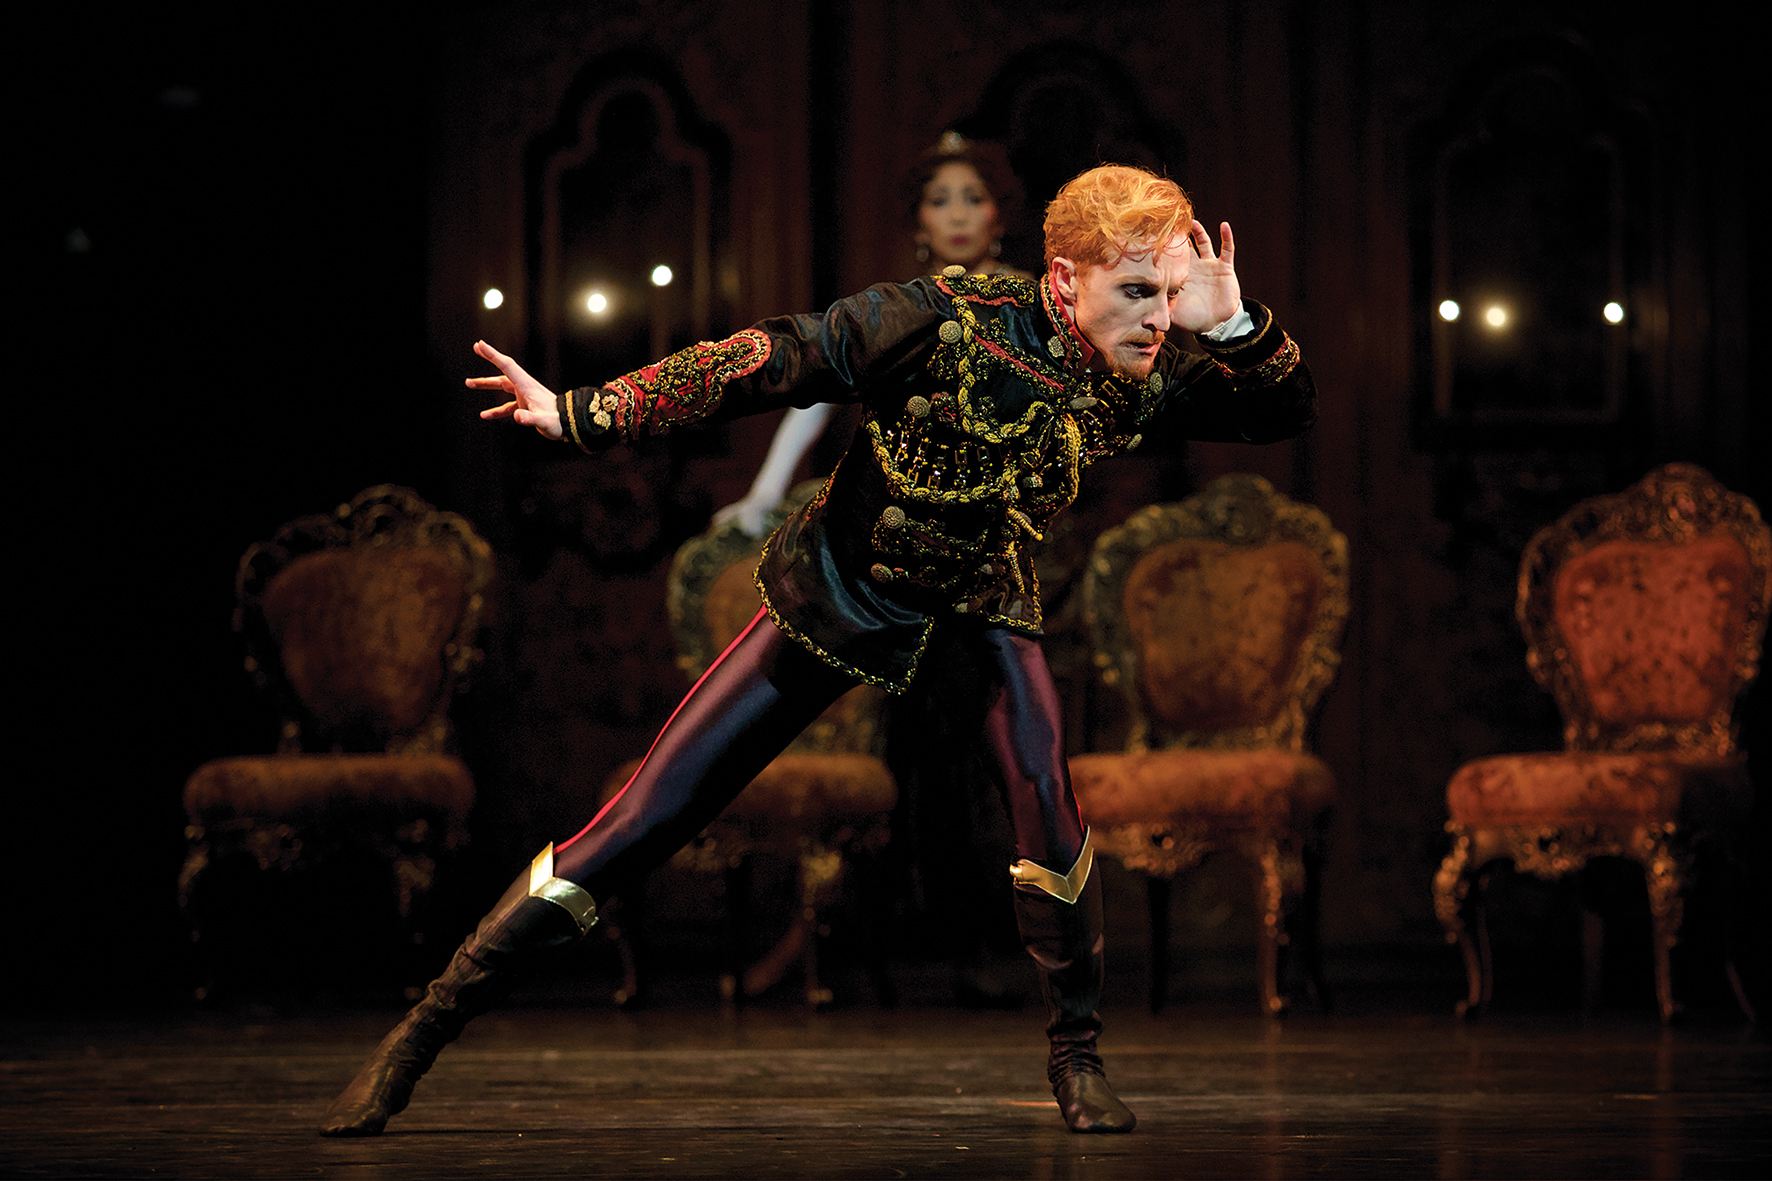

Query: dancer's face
[916,161,1002,271]
[1057,234,1192,379]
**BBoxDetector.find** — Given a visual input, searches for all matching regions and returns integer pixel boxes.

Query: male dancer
[321,164,1315,1137]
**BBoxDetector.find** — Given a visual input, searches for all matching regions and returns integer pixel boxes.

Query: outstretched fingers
[1217,221,1234,268]
[467,339,564,439]
[1189,218,1214,258]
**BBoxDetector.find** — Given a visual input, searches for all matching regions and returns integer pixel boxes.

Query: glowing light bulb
[650,265,674,287]
[586,291,609,315]
[482,288,504,310]
[1484,304,1508,329]
[1438,300,1460,322]
[1604,302,1624,324]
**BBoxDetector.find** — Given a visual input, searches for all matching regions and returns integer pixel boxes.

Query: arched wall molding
[954,41,1188,272]
[1408,33,1651,452]
[525,49,733,391]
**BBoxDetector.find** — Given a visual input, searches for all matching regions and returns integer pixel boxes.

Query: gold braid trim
[1244,334,1301,385]
[753,534,933,695]
[562,390,587,451]
[603,328,772,440]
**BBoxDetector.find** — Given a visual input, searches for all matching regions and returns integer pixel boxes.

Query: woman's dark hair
[903,131,1024,231]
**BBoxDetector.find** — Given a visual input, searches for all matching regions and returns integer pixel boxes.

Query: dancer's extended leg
[320,610,856,1136]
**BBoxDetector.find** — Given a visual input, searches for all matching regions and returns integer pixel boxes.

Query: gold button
[905,396,931,419]
[1069,396,1099,411]
[880,506,906,530]
[1127,433,1143,450]
[1046,336,1065,359]
[870,563,893,583]
[953,601,970,614]
[1020,474,1043,489]
[1147,373,1164,394]
[938,320,963,344]
[942,264,966,278]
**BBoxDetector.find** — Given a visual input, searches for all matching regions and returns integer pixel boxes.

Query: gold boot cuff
[1009,829,1095,904]
[528,843,599,936]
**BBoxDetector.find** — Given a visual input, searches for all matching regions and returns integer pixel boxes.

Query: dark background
[20,0,1764,1014]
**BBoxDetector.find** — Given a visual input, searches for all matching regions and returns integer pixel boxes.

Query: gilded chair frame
[182,485,493,999]
[1079,473,1349,1013]
[1435,463,1770,1022]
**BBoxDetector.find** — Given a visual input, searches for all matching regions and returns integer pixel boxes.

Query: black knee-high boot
[318,846,598,1137]
[1012,845,1136,1134]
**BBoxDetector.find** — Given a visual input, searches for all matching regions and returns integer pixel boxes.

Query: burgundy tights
[552,609,1086,901]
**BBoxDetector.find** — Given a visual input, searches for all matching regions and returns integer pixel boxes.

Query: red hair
[1042,165,1193,268]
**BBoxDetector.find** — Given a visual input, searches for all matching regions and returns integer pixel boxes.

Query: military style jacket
[560,269,1315,692]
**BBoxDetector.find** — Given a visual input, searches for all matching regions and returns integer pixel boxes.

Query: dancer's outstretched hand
[470,340,562,440]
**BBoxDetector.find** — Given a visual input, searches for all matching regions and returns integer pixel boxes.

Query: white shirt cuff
[1201,305,1255,342]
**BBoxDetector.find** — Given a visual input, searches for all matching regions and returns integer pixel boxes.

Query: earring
[989,239,1003,258]
[916,243,930,264]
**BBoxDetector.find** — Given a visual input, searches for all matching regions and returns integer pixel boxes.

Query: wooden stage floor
[3,999,1768,1179]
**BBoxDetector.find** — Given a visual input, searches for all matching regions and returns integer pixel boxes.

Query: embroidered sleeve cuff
[1195,300,1300,384]
[560,386,621,453]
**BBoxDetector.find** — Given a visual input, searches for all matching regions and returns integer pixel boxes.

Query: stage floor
[3,1001,1768,1178]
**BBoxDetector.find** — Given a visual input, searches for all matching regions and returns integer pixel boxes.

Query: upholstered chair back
[1124,537,1326,741]
[1087,474,1348,755]
[1519,464,1770,755]
[237,485,491,757]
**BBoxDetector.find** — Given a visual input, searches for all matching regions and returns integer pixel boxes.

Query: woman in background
[715,132,1029,534]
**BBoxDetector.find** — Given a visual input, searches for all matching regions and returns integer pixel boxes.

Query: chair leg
[1636,830,1686,1025]
[1436,829,1488,1019]
[737,842,841,1008]
[1146,876,1171,1014]
[604,895,646,1010]
[1255,837,1308,1017]
[1579,903,1605,1016]
[1296,842,1332,1013]
[720,858,754,1004]
[797,841,842,1008]
[1470,871,1496,1017]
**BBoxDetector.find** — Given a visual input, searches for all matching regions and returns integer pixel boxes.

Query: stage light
[1604,301,1624,324]
[1483,304,1508,329]
[586,291,609,315]
[1438,300,1460,322]
[651,265,674,287]
[482,288,504,310]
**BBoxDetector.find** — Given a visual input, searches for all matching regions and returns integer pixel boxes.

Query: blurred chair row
[182,464,1766,1022]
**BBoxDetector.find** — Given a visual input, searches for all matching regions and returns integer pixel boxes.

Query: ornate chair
[1069,474,1348,1016]
[1435,464,1767,1023]
[601,483,898,1008]
[181,486,491,999]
